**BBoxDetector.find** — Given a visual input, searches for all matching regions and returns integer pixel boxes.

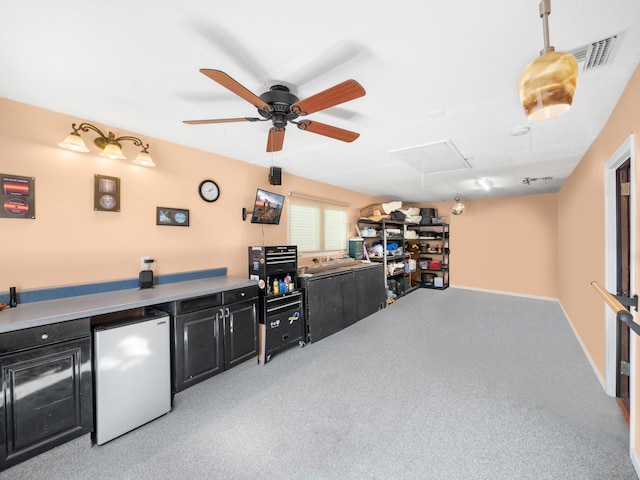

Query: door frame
[604,134,636,437]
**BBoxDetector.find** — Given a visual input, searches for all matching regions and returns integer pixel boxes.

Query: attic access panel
[389,139,471,174]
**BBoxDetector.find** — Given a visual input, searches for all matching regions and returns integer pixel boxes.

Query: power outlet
[140,256,152,271]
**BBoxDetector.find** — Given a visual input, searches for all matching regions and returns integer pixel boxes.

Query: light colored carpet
[4,288,637,479]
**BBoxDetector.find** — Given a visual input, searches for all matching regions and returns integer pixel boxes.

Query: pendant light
[451,196,465,216]
[518,0,578,121]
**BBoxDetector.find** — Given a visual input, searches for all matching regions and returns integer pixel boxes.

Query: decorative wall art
[0,174,35,219]
[156,207,190,227]
[94,174,120,212]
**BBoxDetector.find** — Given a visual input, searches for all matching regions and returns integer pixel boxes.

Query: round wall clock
[198,180,220,202]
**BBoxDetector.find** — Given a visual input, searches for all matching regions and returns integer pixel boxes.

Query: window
[288,194,348,254]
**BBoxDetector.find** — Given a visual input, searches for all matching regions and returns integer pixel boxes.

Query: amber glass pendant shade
[519,50,578,121]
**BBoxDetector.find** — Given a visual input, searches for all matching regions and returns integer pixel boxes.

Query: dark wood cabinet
[168,286,258,393]
[173,308,224,393]
[0,319,92,471]
[223,297,258,369]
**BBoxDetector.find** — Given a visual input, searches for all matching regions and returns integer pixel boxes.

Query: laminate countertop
[0,276,257,334]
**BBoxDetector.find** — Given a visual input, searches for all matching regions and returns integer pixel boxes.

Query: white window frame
[287,193,349,255]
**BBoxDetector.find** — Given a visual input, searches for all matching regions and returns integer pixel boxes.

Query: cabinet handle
[41,333,49,340]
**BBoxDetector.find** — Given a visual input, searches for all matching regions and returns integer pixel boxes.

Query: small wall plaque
[0,174,35,219]
[156,207,189,226]
[94,174,120,212]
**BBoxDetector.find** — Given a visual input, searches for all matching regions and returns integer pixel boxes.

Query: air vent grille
[569,34,619,71]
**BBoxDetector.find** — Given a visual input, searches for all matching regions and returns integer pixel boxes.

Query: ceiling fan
[183,69,366,152]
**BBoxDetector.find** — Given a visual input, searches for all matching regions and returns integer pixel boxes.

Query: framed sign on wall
[1,174,35,219]
[94,174,120,212]
[156,207,189,227]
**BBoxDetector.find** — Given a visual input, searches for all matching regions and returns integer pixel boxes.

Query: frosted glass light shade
[518,50,578,121]
[132,151,156,167]
[100,143,126,160]
[58,132,89,152]
[451,197,465,215]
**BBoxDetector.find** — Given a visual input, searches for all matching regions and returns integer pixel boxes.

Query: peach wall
[414,194,558,298]
[557,64,640,463]
[0,98,383,290]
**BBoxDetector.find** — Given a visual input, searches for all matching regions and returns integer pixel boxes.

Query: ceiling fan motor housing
[259,85,301,127]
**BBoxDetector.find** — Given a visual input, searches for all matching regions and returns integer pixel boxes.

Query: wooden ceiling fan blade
[183,117,262,125]
[297,120,360,143]
[267,127,285,152]
[291,79,365,115]
[200,69,273,112]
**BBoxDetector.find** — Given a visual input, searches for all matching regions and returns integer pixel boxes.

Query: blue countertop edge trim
[1,268,227,305]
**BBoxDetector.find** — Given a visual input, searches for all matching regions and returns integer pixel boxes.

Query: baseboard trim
[631,445,640,479]
[557,300,606,390]
[450,284,607,390]
[449,284,558,302]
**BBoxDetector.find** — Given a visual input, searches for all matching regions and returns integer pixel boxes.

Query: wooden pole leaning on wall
[591,281,640,336]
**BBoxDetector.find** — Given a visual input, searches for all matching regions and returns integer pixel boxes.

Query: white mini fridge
[93,309,171,445]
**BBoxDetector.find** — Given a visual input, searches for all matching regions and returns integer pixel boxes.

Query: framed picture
[156,207,189,227]
[94,174,120,212]
[0,174,35,219]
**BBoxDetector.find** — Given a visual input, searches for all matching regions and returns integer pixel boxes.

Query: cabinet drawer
[171,292,222,315]
[0,318,90,355]
[223,286,258,304]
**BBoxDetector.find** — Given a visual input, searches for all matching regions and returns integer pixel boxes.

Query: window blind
[288,194,348,254]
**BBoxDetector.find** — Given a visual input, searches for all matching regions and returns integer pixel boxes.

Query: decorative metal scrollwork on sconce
[58,122,156,167]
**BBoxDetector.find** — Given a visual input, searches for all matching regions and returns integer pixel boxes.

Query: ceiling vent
[569,34,621,71]
[522,176,553,185]
[389,139,471,174]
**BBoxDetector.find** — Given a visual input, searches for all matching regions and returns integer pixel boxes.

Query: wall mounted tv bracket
[242,207,254,221]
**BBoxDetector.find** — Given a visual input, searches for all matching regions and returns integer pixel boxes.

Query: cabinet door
[340,272,359,328]
[305,272,358,342]
[173,309,223,393]
[0,338,92,470]
[356,265,386,319]
[223,299,258,369]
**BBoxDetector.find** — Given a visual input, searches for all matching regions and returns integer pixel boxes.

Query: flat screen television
[250,188,285,225]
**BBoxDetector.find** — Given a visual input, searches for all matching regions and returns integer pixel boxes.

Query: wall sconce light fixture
[451,196,465,216]
[518,0,578,121]
[58,123,156,167]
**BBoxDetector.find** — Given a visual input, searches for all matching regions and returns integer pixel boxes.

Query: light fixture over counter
[58,123,156,167]
[518,0,578,121]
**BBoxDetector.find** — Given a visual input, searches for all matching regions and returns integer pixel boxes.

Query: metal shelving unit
[407,223,449,289]
[357,218,417,298]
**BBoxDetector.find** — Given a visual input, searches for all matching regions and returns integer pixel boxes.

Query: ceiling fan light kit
[518,0,578,121]
[184,69,365,152]
[59,123,155,167]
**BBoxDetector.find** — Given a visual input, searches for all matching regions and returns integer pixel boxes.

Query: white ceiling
[2,1,640,203]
